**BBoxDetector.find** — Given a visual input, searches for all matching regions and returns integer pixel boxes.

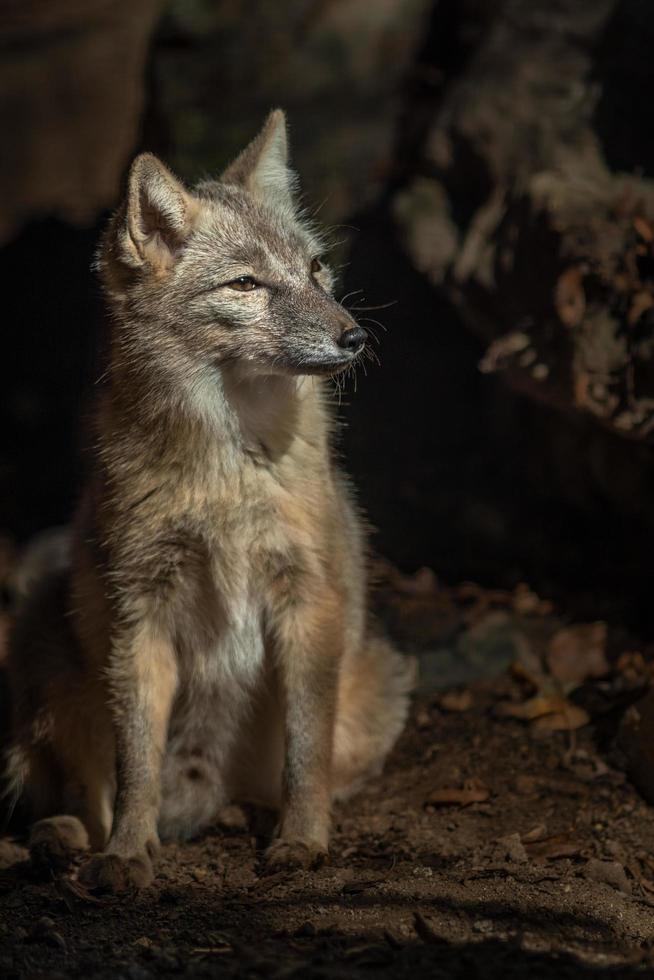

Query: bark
[394,0,654,440]
[0,0,162,243]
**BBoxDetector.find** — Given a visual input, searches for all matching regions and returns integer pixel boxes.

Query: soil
[2,570,654,978]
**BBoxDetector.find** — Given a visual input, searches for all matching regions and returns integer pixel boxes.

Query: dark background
[2,0,654,630]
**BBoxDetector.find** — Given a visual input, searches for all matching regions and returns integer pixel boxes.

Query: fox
[3,110,414,892]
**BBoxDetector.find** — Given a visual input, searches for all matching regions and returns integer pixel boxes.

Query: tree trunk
[394,0,654,440]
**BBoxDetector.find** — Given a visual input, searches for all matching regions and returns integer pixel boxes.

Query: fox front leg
[79,621,178,892]
[265,586,342,871]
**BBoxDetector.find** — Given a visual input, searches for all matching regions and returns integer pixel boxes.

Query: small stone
[582,858,632,895]
[496,833,528,864]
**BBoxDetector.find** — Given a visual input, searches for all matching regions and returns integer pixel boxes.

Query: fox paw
[78,851,153,893]
[264,838,327,872]
[29,816,89,873]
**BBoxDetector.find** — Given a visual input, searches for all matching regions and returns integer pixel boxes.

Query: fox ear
[121,153,198,270]
[221,109,297,215]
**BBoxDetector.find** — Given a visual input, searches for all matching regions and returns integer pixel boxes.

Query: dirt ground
[2,566,654,978]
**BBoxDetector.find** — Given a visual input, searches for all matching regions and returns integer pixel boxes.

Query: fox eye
[227,276,258,291]
[310,257,323,276]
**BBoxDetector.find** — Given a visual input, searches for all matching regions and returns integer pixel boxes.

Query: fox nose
[337,325,367,353]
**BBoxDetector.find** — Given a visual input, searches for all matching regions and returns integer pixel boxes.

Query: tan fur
[4,111,414,891]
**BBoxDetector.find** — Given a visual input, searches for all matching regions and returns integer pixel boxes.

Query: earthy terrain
[1,568,654,978]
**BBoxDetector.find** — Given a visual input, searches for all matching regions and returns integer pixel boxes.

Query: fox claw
[264,838,327,872]
[78,851,153,893]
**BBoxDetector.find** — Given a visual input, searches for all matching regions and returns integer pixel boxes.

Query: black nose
[337,326,367,352]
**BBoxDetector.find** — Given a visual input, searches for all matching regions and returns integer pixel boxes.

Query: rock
[582,858,632,895]
[495,832,528,864]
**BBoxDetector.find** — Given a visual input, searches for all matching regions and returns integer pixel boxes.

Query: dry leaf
[415,708,432,730]
[524,834,582,861]
[628,290,654,326]
[636,874,654,896]
[616,650,650,685]
[546,623,609,685]
[511,582,553,616]
[561,748,608,781]
[514,775,539,795]
[574,370,591,410]
[529,704,590,735]
[633,216,654,242]
[427,781,490,807]
[521,824,547,843]
[555,266,585,328]
[439,689,473,713]
[56,876,109,909]
[478,332,530,374]
[496,694,568,721]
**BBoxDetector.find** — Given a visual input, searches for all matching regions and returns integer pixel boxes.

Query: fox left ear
[221,109,297,215]
[121,153,199,271]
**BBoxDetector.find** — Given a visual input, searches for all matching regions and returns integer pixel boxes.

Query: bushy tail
[10,526,70,608]
[333,635,416,800]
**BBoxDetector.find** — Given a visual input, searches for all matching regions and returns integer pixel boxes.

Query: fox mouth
[288,351,360,376]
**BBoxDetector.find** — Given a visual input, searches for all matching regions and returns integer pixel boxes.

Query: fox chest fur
[80,377,336,699]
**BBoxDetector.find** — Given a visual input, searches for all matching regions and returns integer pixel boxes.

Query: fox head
[99,111,365,396]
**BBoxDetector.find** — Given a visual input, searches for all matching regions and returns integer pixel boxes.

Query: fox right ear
[221,110,297,216]
[119,153,198,270]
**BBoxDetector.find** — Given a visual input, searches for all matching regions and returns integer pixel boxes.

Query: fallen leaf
[415,708,432,729]
[439,689,473,713]
[427,781,490,807]
[524,834,583,861]
[561,748,608,781]
[191,944,234,957]
[529,704,590,736]
[628,290,654,326]
[514,775,539,795]
[56,876,109,909]
[478,332,531,374]
[616,650,650,685]
[341,878,382,895]
[511,583,553,616]
[496,694,568,721]
[633,216,654,242]
[574,370,591,410]
[521,824,547,843]
[555,266,586,328]
[642,879,654,896]
[546,623,609,685]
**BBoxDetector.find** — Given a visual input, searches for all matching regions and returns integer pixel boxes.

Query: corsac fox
[4,110,413,892]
